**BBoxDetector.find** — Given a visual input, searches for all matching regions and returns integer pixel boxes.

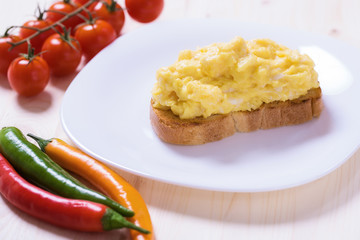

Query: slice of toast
[150,87,323,145]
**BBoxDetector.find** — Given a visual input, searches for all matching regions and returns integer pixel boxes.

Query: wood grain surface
[1,0,360,239]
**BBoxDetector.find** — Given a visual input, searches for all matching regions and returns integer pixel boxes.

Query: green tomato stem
[8,0,98,50]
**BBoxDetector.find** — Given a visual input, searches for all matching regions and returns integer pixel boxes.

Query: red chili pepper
[0,153,149,233]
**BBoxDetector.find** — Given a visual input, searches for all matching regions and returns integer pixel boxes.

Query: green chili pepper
[0,127,134,217]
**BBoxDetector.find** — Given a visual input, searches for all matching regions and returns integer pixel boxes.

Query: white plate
[61,18,360,192]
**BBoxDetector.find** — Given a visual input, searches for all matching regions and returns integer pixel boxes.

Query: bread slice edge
[150,87,323,145]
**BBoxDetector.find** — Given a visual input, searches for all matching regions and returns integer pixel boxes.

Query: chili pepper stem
[27,133,50,151]
[103,209,150,234]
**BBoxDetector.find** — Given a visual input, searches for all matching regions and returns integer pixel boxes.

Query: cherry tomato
[41,32,82,76]
[125,0,164,23]
[7,54,50,97]
[75,19,116,61]
[88,0,125,36]
[18,8,54,54]
[73,0,90,6]
[45,0,85,33]
[0,32,27,76]
[18,19,53,54]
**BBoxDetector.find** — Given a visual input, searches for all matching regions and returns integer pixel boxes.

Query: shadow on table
[16,91,52,113]
[0,74,11,90]
[146,149,360,225]
[50,70,79,92]
[49,57,86,92]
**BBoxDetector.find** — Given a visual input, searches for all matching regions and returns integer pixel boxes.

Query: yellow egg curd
[151,37,319,119]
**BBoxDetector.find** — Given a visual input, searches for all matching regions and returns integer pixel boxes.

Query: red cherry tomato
[125,0,164,23]
[7,55,50,97]
[41,32,82,76]
[18,19,54,54]
[75,19,116,61]
[0,33,27,76]
[45,0,85,33]
[73,0,90,6]
[88,0,125,36]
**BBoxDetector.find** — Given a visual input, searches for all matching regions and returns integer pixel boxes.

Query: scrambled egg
[151,37,319,119]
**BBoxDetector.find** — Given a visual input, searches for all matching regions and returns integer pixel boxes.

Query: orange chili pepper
[28,134,154,240]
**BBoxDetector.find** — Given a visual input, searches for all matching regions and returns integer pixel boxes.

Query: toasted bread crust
[150,88,323,145]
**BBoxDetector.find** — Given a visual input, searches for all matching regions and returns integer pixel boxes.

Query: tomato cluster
[1,0,164,97]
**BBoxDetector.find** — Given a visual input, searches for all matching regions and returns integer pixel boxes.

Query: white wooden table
[1,0,360,239]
